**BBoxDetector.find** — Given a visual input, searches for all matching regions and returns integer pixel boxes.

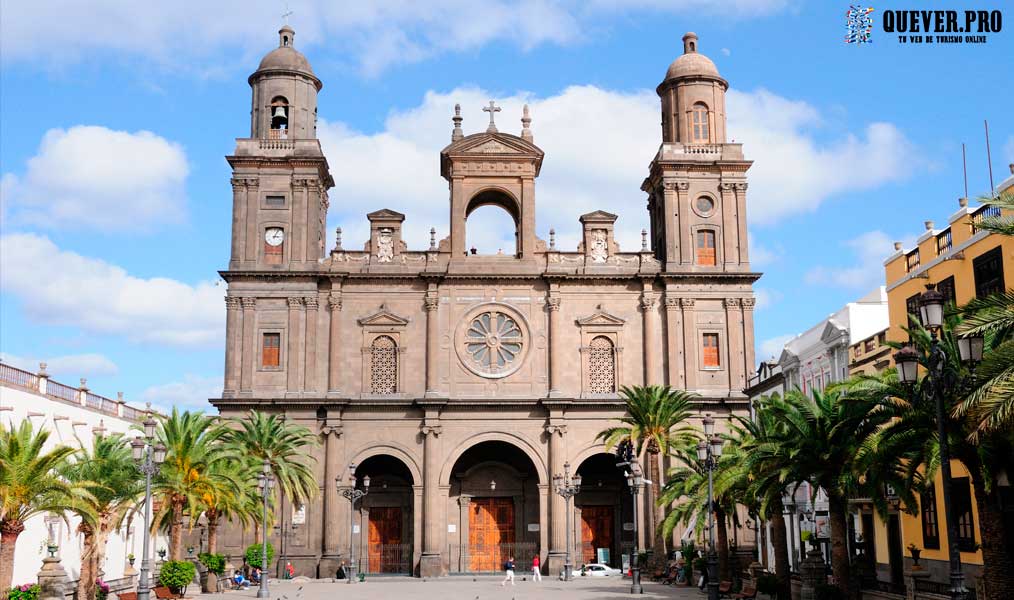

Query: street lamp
[698,414,723,600]
[553,461,582,581]
[132,407,166,600]
[338,464,369,584]
[256,459,275,599]
[624,464,644,594]
[892,283,984,600]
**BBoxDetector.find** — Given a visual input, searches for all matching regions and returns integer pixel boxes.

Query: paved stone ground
[196,576,706,600]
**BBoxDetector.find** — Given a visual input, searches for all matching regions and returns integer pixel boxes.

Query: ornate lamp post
[255,460,275,599]
[893,284,983,600]
[697,414,724,600]
[338,464,369,584]
[553,461,582,581]
[625,463,644,594]
[131,408,166,600]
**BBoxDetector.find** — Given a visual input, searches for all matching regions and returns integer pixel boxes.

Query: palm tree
[152,408,226,560]
[973,187,1014,236]
[658,438,736,581]
[62,434,143,600]
[222,411,319,508]
[596,385,698,570]
[841,320,1014,600]
[0,421,91,590]
[760,388,906,600]
[723,403,793,600]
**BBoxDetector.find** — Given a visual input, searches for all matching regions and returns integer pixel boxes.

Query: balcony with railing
[936,229,952,254]
[0,361,147,421]
[970,203,1002,234]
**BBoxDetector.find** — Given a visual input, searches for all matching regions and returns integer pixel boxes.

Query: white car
[581,563,622,577]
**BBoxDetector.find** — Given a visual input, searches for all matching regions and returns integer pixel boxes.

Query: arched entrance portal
[354,455,415,575]
[575,453,634,568]
[448,441,541,573]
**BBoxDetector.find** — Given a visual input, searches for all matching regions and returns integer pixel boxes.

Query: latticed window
[370,335,398,394]
[588,336,616,394]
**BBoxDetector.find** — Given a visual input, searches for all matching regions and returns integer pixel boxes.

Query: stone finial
[549,228,556,250]
[335,227,343,250]
[959,197,968,207]
[117,392,124,403]
[79,378,88,391]
[451,104,463,142]
[893,241,903,251]
[924,220,934,231]
[520,104,533,141]
[429,227,437,250]
[39,362,48,377]
[641,229,649,251]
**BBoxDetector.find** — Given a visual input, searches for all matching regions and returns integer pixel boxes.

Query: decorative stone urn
[37,556,68,600]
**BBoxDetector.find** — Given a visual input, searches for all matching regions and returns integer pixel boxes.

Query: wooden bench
[152,586,177,600]
[717,581,733,598]
[734,586,757,599]
[117,592,137,600]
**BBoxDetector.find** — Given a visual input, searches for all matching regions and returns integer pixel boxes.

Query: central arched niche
[354,455,416,575]
[464,189,520,257]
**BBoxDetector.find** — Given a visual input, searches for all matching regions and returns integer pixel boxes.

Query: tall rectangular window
[262,333,281,367]
[702,333,720,369]
[951,477,976,552]
[905,293,921,325]
[936,230,952,254]
[691,104,710,142]
[973,246,1005,298]
[696,230,716,266]
[936,276,957,306]
[921,486,940,549]
[906,250,921,272]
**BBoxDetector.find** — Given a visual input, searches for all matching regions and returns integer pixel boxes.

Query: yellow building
[859,166,1014,591]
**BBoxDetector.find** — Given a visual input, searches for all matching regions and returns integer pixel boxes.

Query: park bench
[734,585,757,599]
[717,581,733,598]
[152,586,178,600]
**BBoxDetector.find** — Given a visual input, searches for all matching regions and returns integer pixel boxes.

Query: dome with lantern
[663,32,721,81]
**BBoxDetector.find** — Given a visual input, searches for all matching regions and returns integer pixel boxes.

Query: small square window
[266,195,286,207]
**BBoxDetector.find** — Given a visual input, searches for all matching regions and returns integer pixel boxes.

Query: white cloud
[758,334,794,361]
[1,126,188,231]
[320,85,916,251]
[0,352,119,378]
[749,235,783,267]
[804,230,898,290]
[0,233,223,347]
[140,374,222,413]
[0,1,789,74]
[754,288,782,311]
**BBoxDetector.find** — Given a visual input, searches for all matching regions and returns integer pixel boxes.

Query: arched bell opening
[465,189,520,257]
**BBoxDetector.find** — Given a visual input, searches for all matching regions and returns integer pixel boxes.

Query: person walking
[531,554,542,582]
[501,556,516,586]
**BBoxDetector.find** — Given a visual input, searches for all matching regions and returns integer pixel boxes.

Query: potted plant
[907,543,922,568]
[158,560,196,596]
[8,584,40,600]
[157,548,167,561]
[127,553,136,567]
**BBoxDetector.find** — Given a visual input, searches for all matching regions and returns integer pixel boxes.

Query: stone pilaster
[286,296,304,395]
[229,178,248,268]
[676,182,691,267]
[724,298,744,390]
[457,495,472,572]
[303,296,318,393]
[547,296,562,396]
[319,422,343,574]
[719,182,737,267]
[741,297,756,388]
[681,299,697,390]
[420,423,444,577]
[327,292,342,396]
[664,296,684,388]
[240,297,256,393]
[223,296,242,395]
[546,423,567,575]
[424,293,440,397]
[641,291,660,385]
[734,183,749,265]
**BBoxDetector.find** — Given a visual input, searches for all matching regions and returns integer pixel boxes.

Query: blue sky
[1,0,1011,410]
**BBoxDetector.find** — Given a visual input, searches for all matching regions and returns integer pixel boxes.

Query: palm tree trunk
[716,506,730,581]
[77,525,95,600]
[170,502,184,561]
[827,494,853,599]
[207,514,219,555]
[0,521,25,591]
[769,499,792,600]
[972,477,1014,600]
[648,450,667,570]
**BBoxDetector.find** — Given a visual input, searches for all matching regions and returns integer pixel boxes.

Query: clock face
[265,228,285,246]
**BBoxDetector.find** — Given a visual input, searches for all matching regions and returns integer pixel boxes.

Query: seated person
[233,570,250,589]
[250,568,261,584]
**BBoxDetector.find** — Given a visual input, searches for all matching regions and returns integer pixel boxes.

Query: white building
[746,287,889,573]
[0,362,168,587]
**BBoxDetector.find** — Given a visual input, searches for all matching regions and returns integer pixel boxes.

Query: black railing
[448,542,538,575]
[360,543,412,575]
[914,578,977,600]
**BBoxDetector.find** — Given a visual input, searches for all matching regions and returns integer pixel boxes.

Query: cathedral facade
[212,26,759,578]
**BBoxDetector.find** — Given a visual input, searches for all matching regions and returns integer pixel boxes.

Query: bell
[272,106,287,119]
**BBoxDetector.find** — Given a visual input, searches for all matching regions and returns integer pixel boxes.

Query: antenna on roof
[985,120,995,197]
[962,143,968,200]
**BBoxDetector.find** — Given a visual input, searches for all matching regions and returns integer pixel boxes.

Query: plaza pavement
[196,576,706,600]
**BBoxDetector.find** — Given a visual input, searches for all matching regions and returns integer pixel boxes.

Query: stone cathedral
[212,25,759,578]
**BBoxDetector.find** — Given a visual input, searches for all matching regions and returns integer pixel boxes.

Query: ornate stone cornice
[241,297,257,309]
[421,424,443,437]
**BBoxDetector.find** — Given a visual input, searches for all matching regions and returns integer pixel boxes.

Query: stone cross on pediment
[483,100,501,133]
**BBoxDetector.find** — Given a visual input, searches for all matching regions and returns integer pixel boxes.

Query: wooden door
[368,507,402,573]
[469,498,514,572]
[580,506,614,564]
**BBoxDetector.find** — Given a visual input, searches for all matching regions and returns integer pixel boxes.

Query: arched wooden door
[367,507,403,573]
[469,498,515,572]
[580,505,614,564]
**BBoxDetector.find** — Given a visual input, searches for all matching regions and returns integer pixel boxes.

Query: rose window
[460,308,528,378]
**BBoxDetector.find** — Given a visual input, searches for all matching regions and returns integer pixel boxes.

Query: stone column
[286,297,304,395]
[661,182,679,266]
[424,293,440,396]
[420,423,443,577]
[223,296,242,395]
[240,298,257,393]
[37,556,68,600]
[304,296,318,392]
[720,182,737,267]
[412,486,423,574]
[641,292,660,385]
[735,183,749,265]
[664,296,684,388]
[677,182,692,266]
[458,495,472,572]
[681,299,697,390]
[319,423,343,575]
[327,292,342,396]
[724,298,744,390]
[229,178,247,267]
[546,423,567,575]
[291,179,306,264]
[547,296,562,396]
[742,298,756,386]
[245,181,259,263]
[537,484,549,567]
